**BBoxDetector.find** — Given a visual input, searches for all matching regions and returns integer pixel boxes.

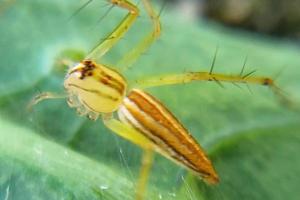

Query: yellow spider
[29,0,285,199]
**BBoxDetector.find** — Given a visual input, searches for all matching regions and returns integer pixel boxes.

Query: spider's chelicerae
[30,0,287,199]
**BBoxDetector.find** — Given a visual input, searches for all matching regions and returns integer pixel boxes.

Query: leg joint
[110,0,139,15]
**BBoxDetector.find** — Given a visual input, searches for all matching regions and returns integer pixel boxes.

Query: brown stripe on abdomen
[118,89,219,183]
[118,102,200,172]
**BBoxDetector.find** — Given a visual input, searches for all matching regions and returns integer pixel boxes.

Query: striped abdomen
[118,89,219,184]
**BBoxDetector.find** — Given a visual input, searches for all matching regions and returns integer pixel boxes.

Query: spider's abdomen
[64,60,127,114]
[118,89,219,184]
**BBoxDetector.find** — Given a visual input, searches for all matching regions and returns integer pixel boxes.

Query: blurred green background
[0,0,300,199]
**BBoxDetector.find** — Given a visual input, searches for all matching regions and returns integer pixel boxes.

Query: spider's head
[64,60,127,116]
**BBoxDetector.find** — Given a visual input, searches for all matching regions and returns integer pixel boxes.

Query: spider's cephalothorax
[64,60,127,118]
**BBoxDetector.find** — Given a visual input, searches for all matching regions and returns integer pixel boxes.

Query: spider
[29,0,285,199]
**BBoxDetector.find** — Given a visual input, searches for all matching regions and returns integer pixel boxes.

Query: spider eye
[67,60,95,80]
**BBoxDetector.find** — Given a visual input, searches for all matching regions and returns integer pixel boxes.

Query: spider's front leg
[118,0,162,70]
[87,0,140,60]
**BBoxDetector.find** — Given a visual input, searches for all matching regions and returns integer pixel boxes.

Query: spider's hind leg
[136,149,154,200]
[102,113,155,200]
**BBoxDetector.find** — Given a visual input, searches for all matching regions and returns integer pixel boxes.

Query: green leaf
[190,123,300,200]
[0,117,134,200]
[0,0,300,199]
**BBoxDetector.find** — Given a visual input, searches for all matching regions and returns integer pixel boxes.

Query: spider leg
[132,71,277,88]
[102,113,155,200]
[102,113,154,149]
[86,0,140,60]
[27,92,67,111]
[118,0,161,71]
[136,149,154,200]
[132,71,292,105]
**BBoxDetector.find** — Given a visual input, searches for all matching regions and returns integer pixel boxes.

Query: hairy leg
[132,70,291,105]
[118,0,161,71]
[86,0,140,60]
